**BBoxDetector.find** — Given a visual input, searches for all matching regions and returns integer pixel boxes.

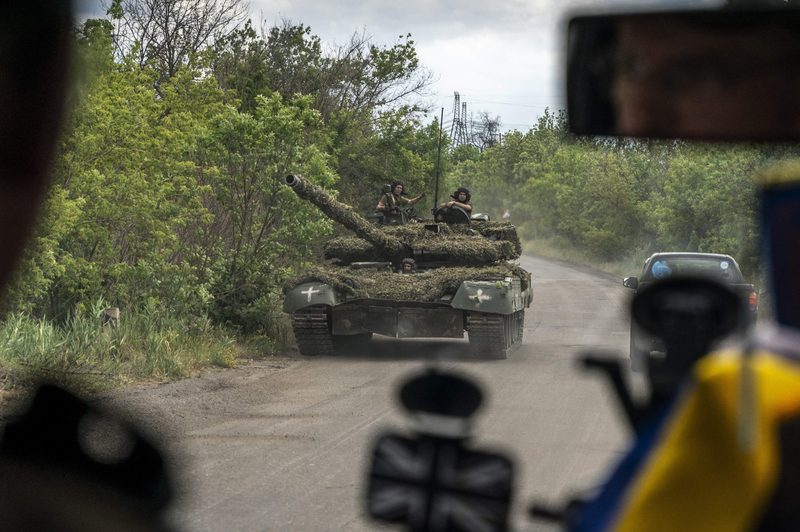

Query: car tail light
[749,291,758,311]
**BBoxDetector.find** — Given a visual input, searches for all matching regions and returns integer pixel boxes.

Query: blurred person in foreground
[612,13,800,139]
[0,1,174,531]
[571,164,800,531]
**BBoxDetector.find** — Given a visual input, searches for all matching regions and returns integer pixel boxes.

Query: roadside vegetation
[0,298,283,395]
[454,109,800,283]
[1,0,793,394]
[0,0,442,394]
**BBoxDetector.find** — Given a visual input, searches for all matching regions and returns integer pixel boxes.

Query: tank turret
[284,174,521,266]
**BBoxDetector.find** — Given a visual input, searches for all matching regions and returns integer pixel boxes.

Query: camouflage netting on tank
[287,175,522,262]
[471,221,523,256]
[323,237,378,263]
[323,221,521,263]
[284,263,531,302]
[288,175,403,258]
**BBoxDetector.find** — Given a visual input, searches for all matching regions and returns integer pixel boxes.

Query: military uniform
[380,193,410,225]
[380,192,410,211]
[444,187,473,211]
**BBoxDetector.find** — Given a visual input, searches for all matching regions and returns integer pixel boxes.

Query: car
[622,252,758,372]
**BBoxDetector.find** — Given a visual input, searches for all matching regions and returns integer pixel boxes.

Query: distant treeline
[453,110,800,279]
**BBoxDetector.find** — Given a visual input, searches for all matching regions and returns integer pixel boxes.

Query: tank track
[291,307,335,356]
[467,310,525,360]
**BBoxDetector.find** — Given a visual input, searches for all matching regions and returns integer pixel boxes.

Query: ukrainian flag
[572,349,800,532]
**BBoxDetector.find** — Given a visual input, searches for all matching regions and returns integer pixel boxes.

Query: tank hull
[283,274,533,318]
[285,273,533,359]
[332,301,466,338]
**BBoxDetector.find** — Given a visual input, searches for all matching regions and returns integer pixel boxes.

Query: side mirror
[566,6,800,140]
[623,277,639,289]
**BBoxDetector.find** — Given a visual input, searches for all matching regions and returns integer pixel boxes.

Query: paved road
[101,254,642,532]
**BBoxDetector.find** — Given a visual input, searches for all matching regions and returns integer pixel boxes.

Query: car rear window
[642,257,743,283]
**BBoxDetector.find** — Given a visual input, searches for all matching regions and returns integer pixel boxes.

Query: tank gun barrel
[285,174,409,260]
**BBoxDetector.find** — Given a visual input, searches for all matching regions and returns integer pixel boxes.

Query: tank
[282,174,533,359]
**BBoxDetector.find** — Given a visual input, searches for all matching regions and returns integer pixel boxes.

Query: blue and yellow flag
[573,348,800,532]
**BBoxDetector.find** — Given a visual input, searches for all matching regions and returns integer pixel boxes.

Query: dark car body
[623,252,758,371]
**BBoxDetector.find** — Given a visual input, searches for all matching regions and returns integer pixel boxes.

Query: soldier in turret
[376,180,427,214]
[400,258,418,273]
[441,187,473,212]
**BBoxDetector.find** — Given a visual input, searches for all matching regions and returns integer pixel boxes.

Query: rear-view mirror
[567,6,800,140]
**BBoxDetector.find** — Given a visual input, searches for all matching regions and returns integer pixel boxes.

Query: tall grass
[0,298,287,393]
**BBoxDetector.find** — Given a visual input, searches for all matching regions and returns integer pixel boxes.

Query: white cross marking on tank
[302,286,320,302]
[470,289,492,304]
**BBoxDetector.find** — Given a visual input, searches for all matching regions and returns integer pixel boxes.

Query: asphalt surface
[99,254,643,532]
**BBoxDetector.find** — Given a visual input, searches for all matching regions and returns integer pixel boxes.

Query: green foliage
[334,107,444,212]
[30,35,219,321]
[211,21,325,114]
[211,20,438,213]
[0,14,441,387]
[453,108,796,278]
[196,94,334,332]
[6,19,338,334]
[0,302,238,388]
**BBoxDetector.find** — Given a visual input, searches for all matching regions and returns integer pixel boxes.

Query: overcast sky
[75,0,721,134]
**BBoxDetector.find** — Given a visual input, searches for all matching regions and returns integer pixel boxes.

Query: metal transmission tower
[450,92,460,139]
[450,92,469,147]
[461,102,468,144]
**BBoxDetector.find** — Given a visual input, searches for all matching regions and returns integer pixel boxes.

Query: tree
[211,20,324,114]
[195,94,336,331]
[320,31,434,122]
[209,21,437,209]
[105,0,248,86]
[212,22,434,122]
[471,111,501,152]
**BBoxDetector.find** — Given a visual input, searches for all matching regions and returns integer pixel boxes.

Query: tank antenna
[434,107,444,210]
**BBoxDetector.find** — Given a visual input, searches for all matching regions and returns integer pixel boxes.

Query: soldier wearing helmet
[400,258,418,274]
[376,180,427,214]
[440,187,473,212]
